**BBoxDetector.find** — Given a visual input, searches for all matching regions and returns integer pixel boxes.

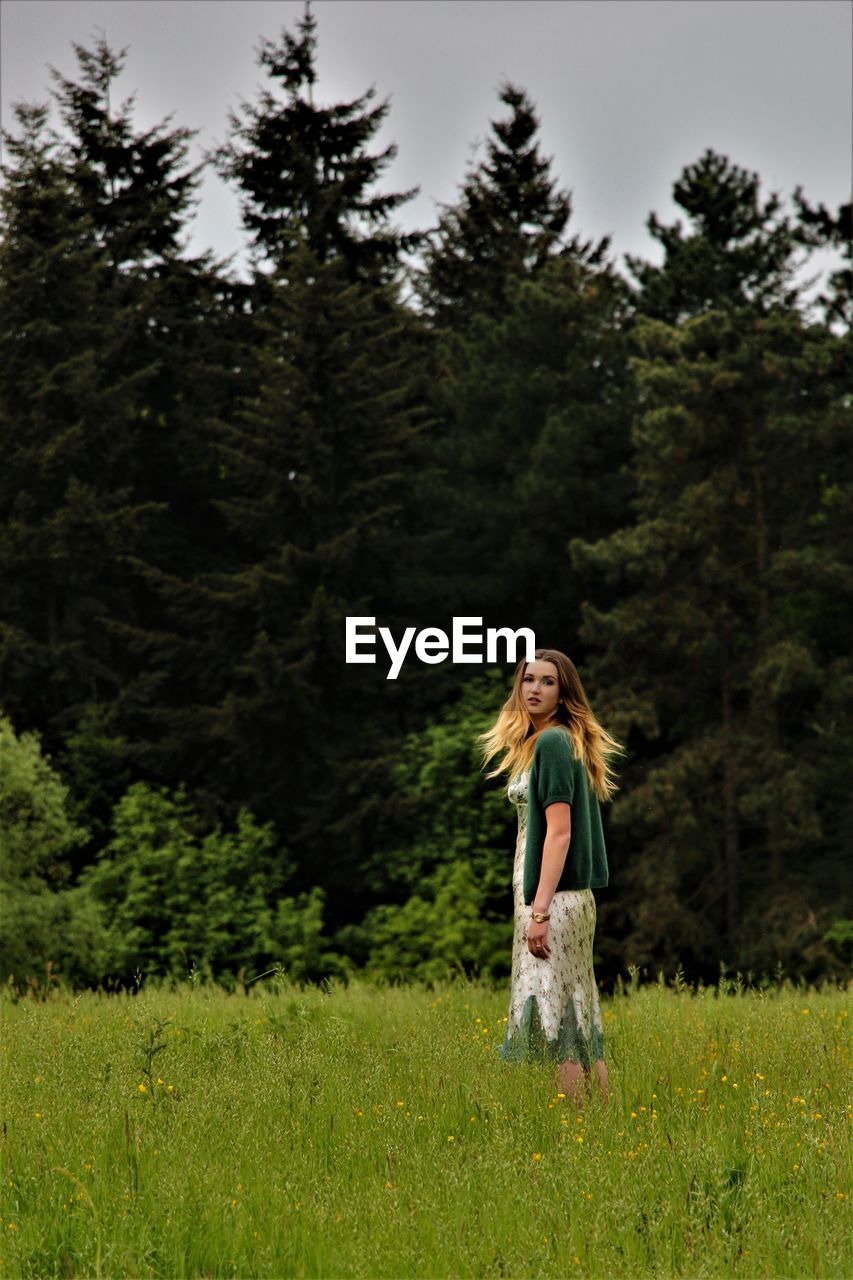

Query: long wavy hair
[477,648,626,802]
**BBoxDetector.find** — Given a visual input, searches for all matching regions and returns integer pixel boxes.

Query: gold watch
[530,911,551,923]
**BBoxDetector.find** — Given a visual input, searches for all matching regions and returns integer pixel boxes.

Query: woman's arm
[528,802,571,957]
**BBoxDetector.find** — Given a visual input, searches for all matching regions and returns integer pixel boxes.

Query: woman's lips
[528,698,541,704]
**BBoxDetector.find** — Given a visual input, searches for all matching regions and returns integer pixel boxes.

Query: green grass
[1,971,850,1278]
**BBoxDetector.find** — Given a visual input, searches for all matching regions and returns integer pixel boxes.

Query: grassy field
[1,970,849,1279]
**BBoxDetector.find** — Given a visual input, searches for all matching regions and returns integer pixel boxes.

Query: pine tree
[148,6,435,919]
[419,81,608,322]
[161,252,432,912]
[214,2,419,283]
[571,153,851,977]
[793,192,852,328]
[410,82,630,641]
[0,37,234,796]
[48,38,200,268]
[625,148,801,321]
[0,97,162,742]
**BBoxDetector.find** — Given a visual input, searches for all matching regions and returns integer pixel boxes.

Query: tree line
[1,7,850,992]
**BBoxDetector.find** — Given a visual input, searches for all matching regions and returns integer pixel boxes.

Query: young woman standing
[479,649,625,1107]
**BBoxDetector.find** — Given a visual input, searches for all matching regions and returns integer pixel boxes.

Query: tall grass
[1,969,849,1278]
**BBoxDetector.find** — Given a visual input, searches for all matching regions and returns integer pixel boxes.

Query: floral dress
[497,769,605,1068]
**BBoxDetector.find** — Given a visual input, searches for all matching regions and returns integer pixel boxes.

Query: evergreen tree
[214,2,419,282]
[413,254,634,639]
[48,38,199,268]
[625,148,801,320]
[0,37,237,800]
[0,96,162,742]
[157,244,430,845]
[571,153,852,978]
[148,6,435,922]
[793,192,852,328]
[419,81,608,322]
[411,83,631,645]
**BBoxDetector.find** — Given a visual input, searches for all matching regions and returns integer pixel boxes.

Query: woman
[479,649,625,1107]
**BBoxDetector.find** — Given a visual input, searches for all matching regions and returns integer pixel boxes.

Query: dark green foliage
[436,255,635,640]
[793,191,852,327]
[570,154,852,979]
[419,82,606,322]
[48,37,200,266]
[171,245,432,849]
[214,3,420,282]
[0,97,156,736]
[413,81,633,642]
[0,12,848,989]
[158,7,439,913]
[0,37,232,789]
[337,672,515,980]
[625,148,801,320]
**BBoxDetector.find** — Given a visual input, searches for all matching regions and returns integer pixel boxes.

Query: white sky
[1,0,851,281]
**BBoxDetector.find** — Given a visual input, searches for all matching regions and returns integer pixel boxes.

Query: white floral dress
[498,770,605,1068]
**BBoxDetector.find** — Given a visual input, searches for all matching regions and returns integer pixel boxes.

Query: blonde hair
[477,648,626,802]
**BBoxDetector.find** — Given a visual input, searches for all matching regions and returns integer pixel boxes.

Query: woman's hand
[527,918,551,959]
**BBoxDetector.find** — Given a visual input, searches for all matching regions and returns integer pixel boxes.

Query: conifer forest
[2,9,851,994]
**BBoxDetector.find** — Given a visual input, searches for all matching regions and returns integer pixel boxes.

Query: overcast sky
[1,0,850,280]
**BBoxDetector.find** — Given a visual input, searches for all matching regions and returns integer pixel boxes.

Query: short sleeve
[535,730,576,807]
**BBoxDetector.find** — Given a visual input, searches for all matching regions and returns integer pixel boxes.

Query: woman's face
[521,659,560,722]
